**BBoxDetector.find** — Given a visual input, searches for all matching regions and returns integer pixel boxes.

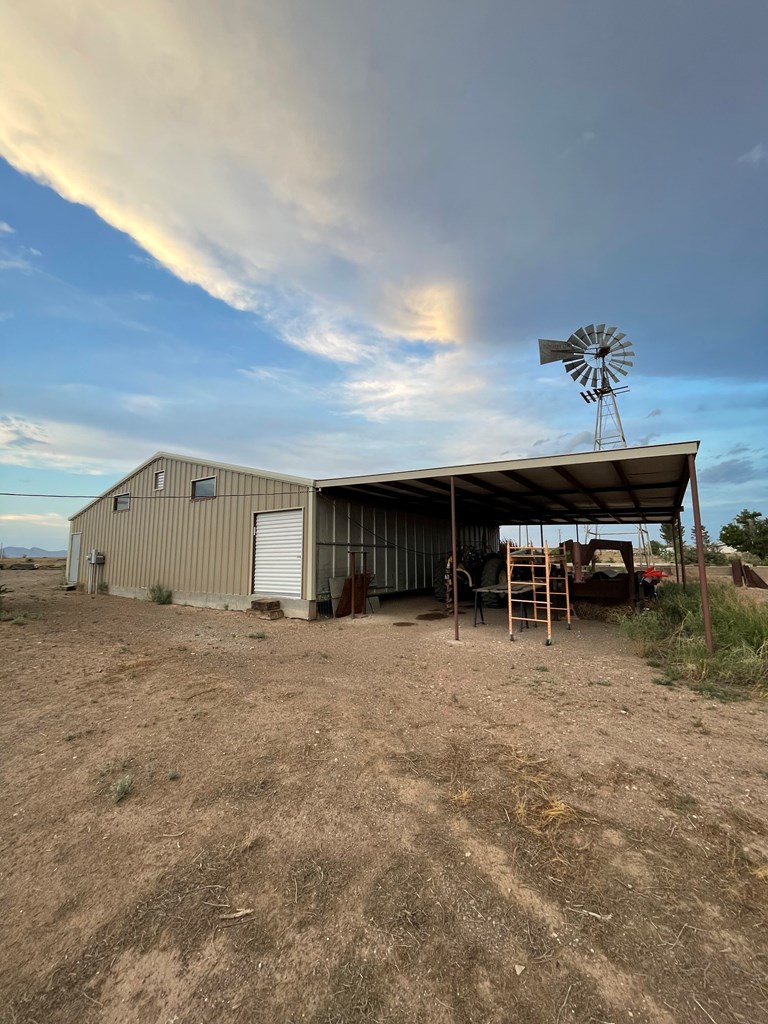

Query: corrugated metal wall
[68,457,313,598]
[315,496,500,596]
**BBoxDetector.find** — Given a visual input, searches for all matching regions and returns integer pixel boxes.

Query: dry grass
[450,787,472,807]
[515,796,576,833]
[572,600,631,623]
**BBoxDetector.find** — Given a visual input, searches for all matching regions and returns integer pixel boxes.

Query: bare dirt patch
[1,574,767,1024]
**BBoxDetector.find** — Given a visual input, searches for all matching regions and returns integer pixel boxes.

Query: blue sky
[1,0,766,551]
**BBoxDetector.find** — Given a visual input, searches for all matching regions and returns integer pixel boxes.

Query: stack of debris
[249,598,285,620]
[731,559,768,590]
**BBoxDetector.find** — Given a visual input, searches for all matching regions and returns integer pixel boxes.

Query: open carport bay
[2,571,767,1024]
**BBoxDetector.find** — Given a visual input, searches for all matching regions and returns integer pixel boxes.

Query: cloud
[737,143,768,167]
[280,315,374,364]
[0,0,629,371]
[0,220,14,233]
[561,430,594,450]
[120,393,166,415]
[647,407,662,418]
[0,255,33,272]
[343,347,484,422]
[0,310,13,321]
[699,457,759,485]
[0,511,70,529]
[0,413,166,475]
[0,415,48,449]
[237,364,326,399]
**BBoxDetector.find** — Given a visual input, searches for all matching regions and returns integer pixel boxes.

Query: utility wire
[0,488,316,499]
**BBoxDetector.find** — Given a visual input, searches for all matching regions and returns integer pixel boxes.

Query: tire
[433,559,447,601]
[480,556,507,607]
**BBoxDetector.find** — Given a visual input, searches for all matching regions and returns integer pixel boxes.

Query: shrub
[148,583,172,605]
[111,774,133,802]
[622,583,768,693]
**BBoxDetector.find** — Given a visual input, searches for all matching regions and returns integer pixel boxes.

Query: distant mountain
[1,547,67,558]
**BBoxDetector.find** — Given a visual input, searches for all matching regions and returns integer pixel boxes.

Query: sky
[0,0,766,551]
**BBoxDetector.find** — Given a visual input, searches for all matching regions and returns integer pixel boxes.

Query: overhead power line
[0,488,316,499]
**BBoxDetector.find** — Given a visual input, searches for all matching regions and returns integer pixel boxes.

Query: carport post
[687,454,714,654]
[677,515,687,590]
[671,519,680,584]
[450,476,459,641]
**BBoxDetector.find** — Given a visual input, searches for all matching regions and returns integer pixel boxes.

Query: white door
[253,509,303,598]
[68,533,81,585]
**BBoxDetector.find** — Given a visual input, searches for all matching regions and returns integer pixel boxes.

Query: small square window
[154,470,165,491]
[191,476,216,500]
[113,493,130,512]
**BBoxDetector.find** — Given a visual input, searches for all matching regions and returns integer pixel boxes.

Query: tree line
[649,510,768,565]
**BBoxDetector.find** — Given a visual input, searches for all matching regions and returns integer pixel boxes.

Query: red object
[642,567,669,581]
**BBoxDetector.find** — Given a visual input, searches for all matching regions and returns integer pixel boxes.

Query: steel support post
[687,454,714,654]
[677,515,687,590]
[671,519,680,584]
[450,476,459,641]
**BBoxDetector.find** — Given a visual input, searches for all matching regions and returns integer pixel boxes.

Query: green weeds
[622,583,767,696]
[111,775,133,803]
[148,583,172,604]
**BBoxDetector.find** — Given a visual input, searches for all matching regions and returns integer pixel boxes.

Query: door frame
[68,533,82,585]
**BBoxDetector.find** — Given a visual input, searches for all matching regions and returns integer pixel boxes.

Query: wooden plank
[335,573,372,617]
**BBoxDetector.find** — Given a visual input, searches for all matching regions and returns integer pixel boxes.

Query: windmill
[538,324,651,561]
[538,324,634,450]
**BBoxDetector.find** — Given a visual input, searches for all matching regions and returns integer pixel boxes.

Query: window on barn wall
[191,476,216,500]
[113,493,130,512]
[154,470,165,491]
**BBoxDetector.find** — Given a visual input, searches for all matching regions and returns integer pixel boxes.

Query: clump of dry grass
[240,828,261,853]
[450,788,472,808]
[515,796,575,834]
[404,743,578,847]
[572,600,630,623]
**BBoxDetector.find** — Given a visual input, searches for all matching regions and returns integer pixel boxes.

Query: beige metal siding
[68,457,314,599]
[315,497,448,595]
[315,497,500,596]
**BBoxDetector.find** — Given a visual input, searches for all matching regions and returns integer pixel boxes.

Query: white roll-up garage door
[253,509,304,597]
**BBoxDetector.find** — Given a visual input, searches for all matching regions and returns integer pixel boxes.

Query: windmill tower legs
[594,390,627,451]
[586,378,652,566]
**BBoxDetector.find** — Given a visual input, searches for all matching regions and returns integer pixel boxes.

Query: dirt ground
[2,572,767,1024]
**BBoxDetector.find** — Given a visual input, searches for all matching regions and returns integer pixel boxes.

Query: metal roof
[316,441,700,526]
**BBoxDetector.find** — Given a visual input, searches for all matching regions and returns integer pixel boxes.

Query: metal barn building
[66,451,497,618]
[67,442,710,632]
